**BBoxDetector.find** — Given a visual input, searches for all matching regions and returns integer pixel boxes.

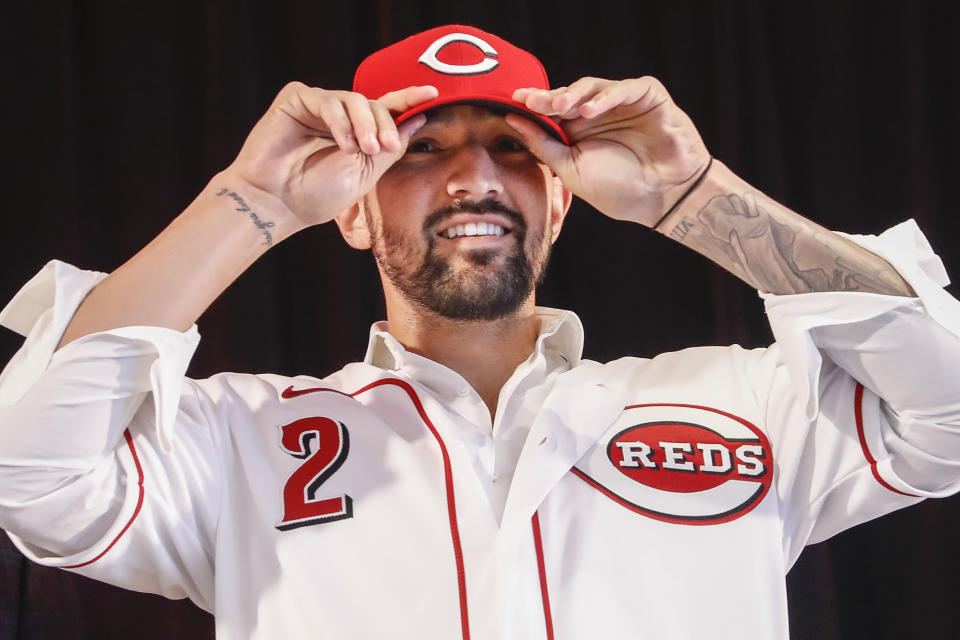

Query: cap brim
[395,95,570,145]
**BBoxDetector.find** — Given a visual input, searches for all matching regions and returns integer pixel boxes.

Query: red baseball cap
[353,25,569,144]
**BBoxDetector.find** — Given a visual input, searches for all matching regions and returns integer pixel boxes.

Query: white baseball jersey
[1,220,960,639]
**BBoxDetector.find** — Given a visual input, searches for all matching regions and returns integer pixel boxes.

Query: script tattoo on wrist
[215,187,276,246]
[689,192,909,295]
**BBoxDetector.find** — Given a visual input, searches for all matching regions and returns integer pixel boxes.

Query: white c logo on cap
[418,33,499,75]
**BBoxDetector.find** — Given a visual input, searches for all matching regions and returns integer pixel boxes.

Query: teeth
[442,222,506,238]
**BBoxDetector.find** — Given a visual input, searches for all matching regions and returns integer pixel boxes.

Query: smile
[440,222,508,239]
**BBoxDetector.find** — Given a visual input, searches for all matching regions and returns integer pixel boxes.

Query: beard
[368,198,551,321]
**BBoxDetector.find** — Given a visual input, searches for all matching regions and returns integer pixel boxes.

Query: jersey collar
[363,307,585,372]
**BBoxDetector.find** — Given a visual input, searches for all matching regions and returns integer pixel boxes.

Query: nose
[445,144,504,202]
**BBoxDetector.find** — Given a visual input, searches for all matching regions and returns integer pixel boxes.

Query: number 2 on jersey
[276,417,353,531]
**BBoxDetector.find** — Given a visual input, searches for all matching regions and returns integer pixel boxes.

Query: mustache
[423,198,526,233]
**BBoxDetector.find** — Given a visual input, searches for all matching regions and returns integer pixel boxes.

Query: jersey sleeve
[756,220,960,566]
[0,261,221,610]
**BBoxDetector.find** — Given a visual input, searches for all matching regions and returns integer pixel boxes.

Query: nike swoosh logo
[281,385,351,399]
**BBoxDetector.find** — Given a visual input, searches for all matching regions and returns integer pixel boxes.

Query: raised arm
[506,76,914,297]
[654,160,915,296]
[57,82,437,347]
[0,82,436,586]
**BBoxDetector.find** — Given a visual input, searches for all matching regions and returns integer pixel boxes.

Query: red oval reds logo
[573,404,772,525]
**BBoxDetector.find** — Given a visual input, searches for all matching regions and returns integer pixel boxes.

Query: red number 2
[276,417,353,531]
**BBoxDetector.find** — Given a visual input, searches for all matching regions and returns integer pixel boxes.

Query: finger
[341,92,381,154]
[577,77,660,118]
[313,95,359,154]
[512,86,570,116]
[276,84,358,153]
[513,87,533,103]
[396,113,428,143]
[377,85,439,114]
[367,114,428,176]
[514,78,609,117]
[514,86,562,105]
[551,77,608,116]
[370,100,401,152]
[504,114,572,177]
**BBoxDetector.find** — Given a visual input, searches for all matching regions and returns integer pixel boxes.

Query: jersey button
[457,386,470,397]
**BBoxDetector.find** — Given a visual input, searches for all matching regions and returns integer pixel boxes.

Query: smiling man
[360,106,556,323]
[1,24,960,640]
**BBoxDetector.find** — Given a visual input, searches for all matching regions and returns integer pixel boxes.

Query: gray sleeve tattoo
[669,192,911,296]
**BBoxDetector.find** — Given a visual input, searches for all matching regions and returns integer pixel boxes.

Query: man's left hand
[508,77,710,227]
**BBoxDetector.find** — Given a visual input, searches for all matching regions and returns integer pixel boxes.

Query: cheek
[374,172,403,206]
[513,164,555,241]
[378,159,444,202]
[524,164,555,212]
[371,181,429,236]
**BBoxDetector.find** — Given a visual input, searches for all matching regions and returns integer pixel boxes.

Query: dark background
[2,1,959,638]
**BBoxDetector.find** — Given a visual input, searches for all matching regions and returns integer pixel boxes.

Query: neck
[385,298,541,419]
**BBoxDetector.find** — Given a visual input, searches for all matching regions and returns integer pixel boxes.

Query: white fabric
[363,310,579,521]
[1,219,959,639]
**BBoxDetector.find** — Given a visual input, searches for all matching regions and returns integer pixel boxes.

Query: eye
[494,136,528,153]
[406,139,437,153]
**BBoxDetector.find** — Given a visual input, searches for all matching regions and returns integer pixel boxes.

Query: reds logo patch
[418,32,499,76]
[573,404,772,525]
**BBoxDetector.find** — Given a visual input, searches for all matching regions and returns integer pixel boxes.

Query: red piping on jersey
[624,401,758,421]
[853,383,918,498]
[283,381,471,639]
[64,429,145,569]
[531,512,555,640]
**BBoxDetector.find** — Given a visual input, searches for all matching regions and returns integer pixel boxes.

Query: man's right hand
[222,82,438,231]
[55,83,438,347]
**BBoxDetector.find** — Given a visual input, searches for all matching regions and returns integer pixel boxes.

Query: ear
[549,174,573,242]
[335,201,372,250]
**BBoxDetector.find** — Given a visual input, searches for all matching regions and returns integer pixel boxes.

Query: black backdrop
[2,1,959,638]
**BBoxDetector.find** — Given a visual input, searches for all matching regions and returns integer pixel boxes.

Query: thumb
[396,113,428,148]
[505,114,573,176]
[367,113,428,175]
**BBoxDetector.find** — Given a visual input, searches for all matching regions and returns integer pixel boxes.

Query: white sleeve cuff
[0,260,108,403]
[0,260,200,451]
[760,219,960,418]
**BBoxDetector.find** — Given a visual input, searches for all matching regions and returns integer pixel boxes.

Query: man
[1,23,959,639]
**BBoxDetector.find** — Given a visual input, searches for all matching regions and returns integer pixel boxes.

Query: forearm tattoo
[668,192,910,295]
[215,187,276,246]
